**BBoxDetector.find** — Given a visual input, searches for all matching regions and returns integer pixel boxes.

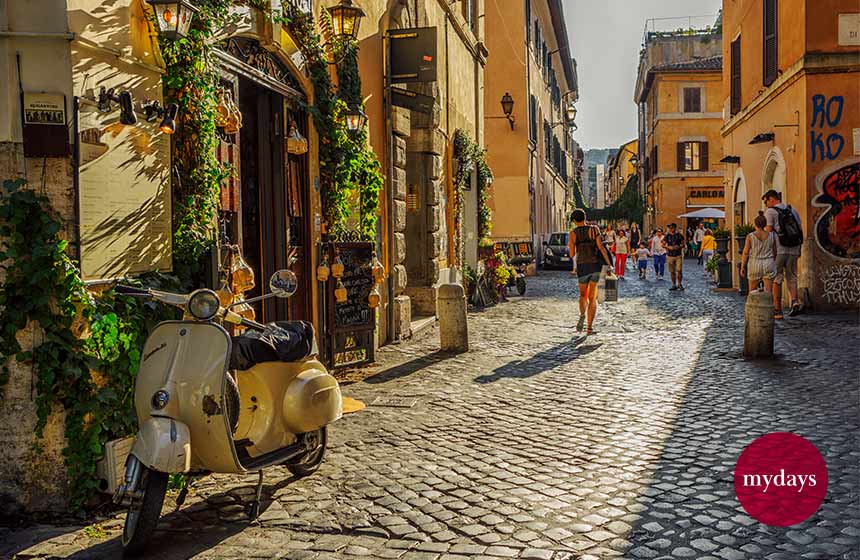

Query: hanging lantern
[146,0,198,41]
[287,121,309,155]
[230,245,255,294]
[331,255,345,279]
[371,252,385,284]
[334,280,348,303]
[317,254,331,282]
[368,284,381,308]
[215,276,234,307]
[327,0,366,42]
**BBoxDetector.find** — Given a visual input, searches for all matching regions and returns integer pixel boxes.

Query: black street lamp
[147,0,198,40]
[343,107,367,132]
[500,92,514,130]
[327,0,366,42]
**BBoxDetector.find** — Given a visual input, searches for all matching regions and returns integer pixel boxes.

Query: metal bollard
[437,283,469,353]
[744,290,774,359]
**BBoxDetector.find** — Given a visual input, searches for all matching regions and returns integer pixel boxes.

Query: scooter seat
[230,321,315,371]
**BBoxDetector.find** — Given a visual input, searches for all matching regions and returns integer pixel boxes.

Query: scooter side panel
[135,321,242,473]
[282,369,343,434]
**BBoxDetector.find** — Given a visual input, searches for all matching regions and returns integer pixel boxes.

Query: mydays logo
[741,469,818,494]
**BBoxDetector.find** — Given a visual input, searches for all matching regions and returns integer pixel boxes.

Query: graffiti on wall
[812,160,860,260]
[810,95,845,162]
[819,263,860,306]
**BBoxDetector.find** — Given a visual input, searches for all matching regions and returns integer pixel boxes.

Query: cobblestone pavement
[3,262,859,560]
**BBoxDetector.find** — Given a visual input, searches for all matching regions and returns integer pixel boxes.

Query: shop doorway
[237,77,311,323]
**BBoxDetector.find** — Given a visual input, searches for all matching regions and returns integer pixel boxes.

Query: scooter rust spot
[202,395,222,416]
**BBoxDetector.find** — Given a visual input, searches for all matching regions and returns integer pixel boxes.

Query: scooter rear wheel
[287,427,327,477]
[122,467,167,557]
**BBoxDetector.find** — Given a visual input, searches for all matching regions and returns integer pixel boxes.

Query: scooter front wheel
[287,427,327,478]
[122,467,167,557]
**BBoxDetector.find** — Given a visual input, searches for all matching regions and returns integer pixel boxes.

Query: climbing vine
[0,179,178,509]
[453,129,494,265]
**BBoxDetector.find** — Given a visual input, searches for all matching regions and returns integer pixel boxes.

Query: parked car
[542,232,573,270]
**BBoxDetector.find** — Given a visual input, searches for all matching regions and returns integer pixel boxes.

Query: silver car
[542,232,573,270]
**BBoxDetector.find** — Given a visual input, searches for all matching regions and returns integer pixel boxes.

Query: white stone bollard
[438,283,469,353]
[744,290,774,359]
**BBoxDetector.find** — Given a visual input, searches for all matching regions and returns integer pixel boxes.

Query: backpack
[774,205,803,247]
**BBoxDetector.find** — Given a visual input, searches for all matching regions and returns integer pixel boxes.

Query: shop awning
[678,207,726,219]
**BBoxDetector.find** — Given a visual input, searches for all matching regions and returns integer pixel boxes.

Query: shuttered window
[730,38,742,115]
[525,0,531,43]
[683,87,702,113]
[651,145,658,178]
[763,0,778,86]
[677,142,709,171]
[529,95,537,144]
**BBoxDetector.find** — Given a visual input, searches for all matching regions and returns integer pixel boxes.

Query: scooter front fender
[131,417,191,474]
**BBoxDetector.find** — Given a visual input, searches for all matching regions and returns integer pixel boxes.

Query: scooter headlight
[151,389,170,410]
[188,289,220,321]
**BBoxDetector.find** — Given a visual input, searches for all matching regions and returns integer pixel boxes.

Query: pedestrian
[740,211,777,294]
[686,226,695,256]
[694,223,706,265]
[614,229,630,279]
[698,228,717,275]
[603,224,616,261]
[629,223,641,263]
[663,223,686,291]
[763,189,804,318]
[635,241,651,279]
[650,228,667,280]
[568,209,613,336]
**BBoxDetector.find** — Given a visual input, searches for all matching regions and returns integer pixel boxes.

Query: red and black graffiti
[814,162,860,259]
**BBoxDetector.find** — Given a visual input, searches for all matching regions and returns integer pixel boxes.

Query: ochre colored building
[720,0,860,309]
[637,56,725,232]
[484,0,578,250]
[604,139,638,207]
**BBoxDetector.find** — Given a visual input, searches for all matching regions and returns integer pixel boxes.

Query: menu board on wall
[77,102,172,281]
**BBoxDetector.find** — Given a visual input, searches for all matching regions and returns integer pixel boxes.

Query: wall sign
[22,92,69,156]
[324,242,376,368]
[838,13,860,46]
[388,27,437,83]
[689,188,724,199]
[391,86,435,114]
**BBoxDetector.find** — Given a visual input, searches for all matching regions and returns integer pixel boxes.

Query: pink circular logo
[734,432,828,526]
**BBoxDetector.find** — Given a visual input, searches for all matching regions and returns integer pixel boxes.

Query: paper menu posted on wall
[853,128,859,156]
[77,103,173,281]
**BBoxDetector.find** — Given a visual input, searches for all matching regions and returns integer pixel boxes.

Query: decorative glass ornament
[317,254,330,282]
[334,280,348,303]
[368,284,381,308]
[286,121,309,155]
[232,300,255,322]
[371,252,385,284]
[216,277,234,307]
[230,245,255,294]
[331,255,345,279]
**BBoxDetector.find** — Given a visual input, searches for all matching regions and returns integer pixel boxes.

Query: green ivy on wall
[0,179,178,509]
[453,129,494,264]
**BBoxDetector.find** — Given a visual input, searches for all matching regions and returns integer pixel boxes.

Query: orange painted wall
[806,0,860,53]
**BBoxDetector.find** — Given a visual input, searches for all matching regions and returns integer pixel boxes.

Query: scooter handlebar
[115,284,150,296]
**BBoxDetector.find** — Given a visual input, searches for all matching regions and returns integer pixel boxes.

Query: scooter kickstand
[250,470,264,520]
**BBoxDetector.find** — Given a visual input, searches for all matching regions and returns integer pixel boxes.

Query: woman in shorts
[740,212,777,295]
[568,209,613,335]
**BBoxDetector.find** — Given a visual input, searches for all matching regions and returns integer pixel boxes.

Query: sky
[567,0,722,150]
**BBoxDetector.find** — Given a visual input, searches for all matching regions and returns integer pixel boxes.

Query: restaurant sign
[687,187,725,207]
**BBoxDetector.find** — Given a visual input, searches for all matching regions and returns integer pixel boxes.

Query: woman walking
[698,229,717,275]
[650,227,667,280]
[629,223,641,264]
[614,229,630,278]
[740,212,777,296]
[568,209,613,335]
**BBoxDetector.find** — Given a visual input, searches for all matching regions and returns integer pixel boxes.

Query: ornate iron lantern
[327,0,366,42]
[146,0,198,40]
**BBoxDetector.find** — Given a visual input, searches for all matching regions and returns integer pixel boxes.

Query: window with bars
[763,0,778,86]
[731,37,742,115]
[683,87,702,113]
[677,142,709,172]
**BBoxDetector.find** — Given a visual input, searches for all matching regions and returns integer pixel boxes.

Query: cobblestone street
[3,263,859,560]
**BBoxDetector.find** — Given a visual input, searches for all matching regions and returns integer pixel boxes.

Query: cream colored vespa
[112,270,342,556]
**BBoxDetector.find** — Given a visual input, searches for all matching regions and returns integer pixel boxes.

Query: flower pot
[715,236,730,255]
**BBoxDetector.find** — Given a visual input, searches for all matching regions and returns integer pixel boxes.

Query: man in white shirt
[763,189,802,318]
[694,224,706,265]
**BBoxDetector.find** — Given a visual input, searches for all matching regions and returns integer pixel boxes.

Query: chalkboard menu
[331,243,374,330]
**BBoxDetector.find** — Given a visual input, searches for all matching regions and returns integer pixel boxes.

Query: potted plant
[705,253,719,283]
[734,223,755,254]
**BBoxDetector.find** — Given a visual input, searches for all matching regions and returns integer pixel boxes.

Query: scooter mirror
[270,269,298,298]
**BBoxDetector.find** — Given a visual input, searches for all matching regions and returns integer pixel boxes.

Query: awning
[678,207,726,219]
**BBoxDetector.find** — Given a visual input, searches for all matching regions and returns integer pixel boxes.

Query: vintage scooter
[111,270,342,556]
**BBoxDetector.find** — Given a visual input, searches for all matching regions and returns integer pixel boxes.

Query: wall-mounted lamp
[98,87,137,125]
[342,107,368,132]
[501,92,515,130]
[749,132,775,145]
[142,100,179,134]
[327,0,366,42]
[146,0,198,40]
[719,155,741,164]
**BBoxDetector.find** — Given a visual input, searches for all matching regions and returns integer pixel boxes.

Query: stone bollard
[438,283,469,353]
[744,290,774,359]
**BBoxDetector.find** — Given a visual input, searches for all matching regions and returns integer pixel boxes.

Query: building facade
[720,0,860,309]
[635,23,724,232]
[484,0,578,251]
[605,139,638,206]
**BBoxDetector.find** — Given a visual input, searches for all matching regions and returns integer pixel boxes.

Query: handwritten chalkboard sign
[331,243,374,330]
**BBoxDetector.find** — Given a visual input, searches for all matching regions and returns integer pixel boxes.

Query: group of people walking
[565,189,804,333]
